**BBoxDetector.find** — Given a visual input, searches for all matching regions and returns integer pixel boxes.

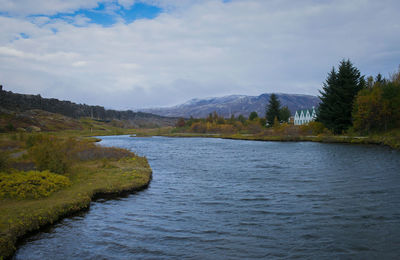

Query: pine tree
[266,94,281,126]
[316,67,338,131]
[249,111,258,121]
[317,59,365,133]
[279,106,291,123]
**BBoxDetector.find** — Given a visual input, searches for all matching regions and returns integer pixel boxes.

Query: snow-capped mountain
[140,93,320,118]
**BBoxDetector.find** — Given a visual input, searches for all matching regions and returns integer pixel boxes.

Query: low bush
[247,121,263,134]
[25,134,38,148]
[0,170,71,199]
[28,136,72,174]
[27,135,135,174]
[300,121,327,135]
[0,152,9,171]
[191,122,207,133]
[5,123,15,132]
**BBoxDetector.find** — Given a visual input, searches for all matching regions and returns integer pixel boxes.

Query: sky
[0,0,399,110]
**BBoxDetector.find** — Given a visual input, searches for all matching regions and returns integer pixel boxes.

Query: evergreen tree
[259,117,267,127]
[375,73,384,84]
[279,106,291,123]
[316,67,338,130]
[317,59,365,133]
[266,94,281,126]
[249,111,258,121]
[237,115,246,124]
[206,113,213,123]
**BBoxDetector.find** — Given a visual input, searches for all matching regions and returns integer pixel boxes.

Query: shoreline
[137,132,399,150]
[222,135,399,149]
[0,156,152,259]
[13,179,151,257]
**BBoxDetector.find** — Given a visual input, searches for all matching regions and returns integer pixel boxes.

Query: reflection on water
[15,136,400,259]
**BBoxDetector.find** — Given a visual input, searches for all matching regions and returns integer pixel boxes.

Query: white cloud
[0,0,399,109]
[0,0,201,16]
[0,0,102,16]
[117,0,137,9]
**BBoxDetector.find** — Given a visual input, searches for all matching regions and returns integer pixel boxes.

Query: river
[14,136,400,259]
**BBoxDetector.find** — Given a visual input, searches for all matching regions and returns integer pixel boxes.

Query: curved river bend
[15,136,400,259]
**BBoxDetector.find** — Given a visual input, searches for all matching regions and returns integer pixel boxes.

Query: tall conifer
[266,94,281,126]
[317,59,365,133]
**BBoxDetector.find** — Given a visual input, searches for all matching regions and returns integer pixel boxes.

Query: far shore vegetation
[144,61,400,149]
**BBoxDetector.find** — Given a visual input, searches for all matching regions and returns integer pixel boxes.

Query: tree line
[174,97,293,134]
[176,59,400,136]
[317,59,400,134]
[353,70,400,133]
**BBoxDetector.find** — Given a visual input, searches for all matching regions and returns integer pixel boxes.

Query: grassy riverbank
[131,127,400,150]
[0,133,152,259]
[222,132,400,149]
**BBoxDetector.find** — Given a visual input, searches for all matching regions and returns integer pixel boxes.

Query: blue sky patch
[120,3,162,23]
[35,2,163,27]
[19,33,29,39]
[76,3,115,26]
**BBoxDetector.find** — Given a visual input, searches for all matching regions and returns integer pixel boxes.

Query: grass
[0,170,71,199]
[139,125,400,150]
[0,133,152,259]
[0,109,140,138]
[224,133,400,149]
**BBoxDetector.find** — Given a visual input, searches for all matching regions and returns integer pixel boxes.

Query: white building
[294,107,317,125]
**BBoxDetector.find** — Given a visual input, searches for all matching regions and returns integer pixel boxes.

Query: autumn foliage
[27,135,134,174]
[175,111,267,134]
[353,69,400,133]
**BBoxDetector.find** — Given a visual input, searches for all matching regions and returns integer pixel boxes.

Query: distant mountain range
[140,93,321,118]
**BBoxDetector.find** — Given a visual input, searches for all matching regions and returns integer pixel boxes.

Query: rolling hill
[0,87,177,130]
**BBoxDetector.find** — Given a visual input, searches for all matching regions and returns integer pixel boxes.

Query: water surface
[15,136,400,259]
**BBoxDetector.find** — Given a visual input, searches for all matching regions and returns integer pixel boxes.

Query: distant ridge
[0,87,177,127]
[140,93,320,118]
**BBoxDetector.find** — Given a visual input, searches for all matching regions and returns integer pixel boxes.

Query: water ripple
[14,137,400,259]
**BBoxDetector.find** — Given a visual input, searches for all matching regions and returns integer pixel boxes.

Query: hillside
[140,93,320,118]
[0,87,177,129]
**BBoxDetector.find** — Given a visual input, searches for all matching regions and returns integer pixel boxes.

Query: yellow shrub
[217,124,235,134]
[300,121,327,135]
[190,122,207,133]
[0,170,71,199]
[29,136,72,174]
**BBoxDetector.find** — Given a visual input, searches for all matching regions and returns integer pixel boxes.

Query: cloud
[0,0,102,16]
[118,0,137,9]
[0,0,194,17]
[0,0,399,110]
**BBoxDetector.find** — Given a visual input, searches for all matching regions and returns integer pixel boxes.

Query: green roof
[295,107,316,116]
